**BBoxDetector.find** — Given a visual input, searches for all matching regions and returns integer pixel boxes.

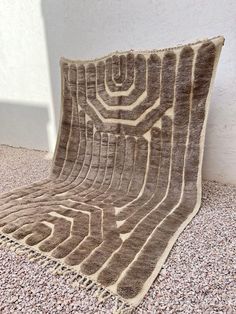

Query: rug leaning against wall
[0,36,224,312]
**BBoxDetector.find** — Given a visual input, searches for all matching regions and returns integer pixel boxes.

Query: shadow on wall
[41,0,63,129]
[0,101,49,151]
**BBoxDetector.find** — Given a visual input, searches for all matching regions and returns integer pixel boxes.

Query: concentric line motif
[0,36,224,308]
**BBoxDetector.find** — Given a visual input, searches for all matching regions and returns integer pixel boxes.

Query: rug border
[60,35,224,64]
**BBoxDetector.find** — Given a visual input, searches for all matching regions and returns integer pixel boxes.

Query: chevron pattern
[0,36,224,308]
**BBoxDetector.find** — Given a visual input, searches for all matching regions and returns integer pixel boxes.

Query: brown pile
[0,36,224,311]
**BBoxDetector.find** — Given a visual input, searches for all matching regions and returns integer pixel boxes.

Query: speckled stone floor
[0,145,235,314]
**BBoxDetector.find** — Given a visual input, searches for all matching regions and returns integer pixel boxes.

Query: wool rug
[0,36,224,312]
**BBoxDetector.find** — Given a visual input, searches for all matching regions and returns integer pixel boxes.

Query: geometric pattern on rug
[0,36,224,308]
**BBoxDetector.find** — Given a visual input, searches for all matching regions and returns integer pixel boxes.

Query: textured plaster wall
[0,0,235,184]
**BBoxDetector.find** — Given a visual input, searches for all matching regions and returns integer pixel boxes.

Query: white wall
[0,0,56,150]
[0,0,235,185]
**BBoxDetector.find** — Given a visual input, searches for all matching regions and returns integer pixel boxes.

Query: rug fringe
[0,232,135,313]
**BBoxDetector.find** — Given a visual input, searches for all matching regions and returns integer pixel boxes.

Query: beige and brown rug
[0,36,224,312]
